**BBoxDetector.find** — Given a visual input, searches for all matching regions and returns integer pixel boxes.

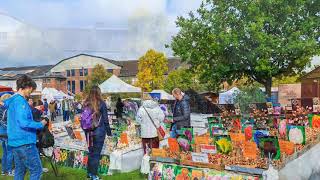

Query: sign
[200,145,216,154]
[278,84,301,106]
[191,152,209,163]
[195,136,209,145]
[120,133,129,145]
[168,138,180,152]
[242,141,257,159]
[279,140,295,155]
[193,128,208,136]
[229,133,245,144]
[152,148,167,158]
[74,130,83,141]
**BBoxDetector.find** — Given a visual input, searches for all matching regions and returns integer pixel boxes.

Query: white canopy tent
[41,88,73,102]
[99,75,141,93]
[150,89,175,100]
[218,87,240,104]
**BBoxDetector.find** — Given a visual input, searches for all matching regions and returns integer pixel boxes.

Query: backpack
[80,107,101,131]
[37,118,54,149]
[0,108,7,127]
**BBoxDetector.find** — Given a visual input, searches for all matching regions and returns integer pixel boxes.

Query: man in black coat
[172,88,191,130]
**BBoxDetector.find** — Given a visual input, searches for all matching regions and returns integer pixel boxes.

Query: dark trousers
[86,133,106,176]
[50,112,56,121]
[63,110,69,121]
[142,137,159,154]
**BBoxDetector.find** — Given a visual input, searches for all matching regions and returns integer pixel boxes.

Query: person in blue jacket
[82,86,112,180]
[0,75,47,180]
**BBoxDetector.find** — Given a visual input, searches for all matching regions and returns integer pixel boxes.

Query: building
[301,66,320,98]
[0,54,183,95]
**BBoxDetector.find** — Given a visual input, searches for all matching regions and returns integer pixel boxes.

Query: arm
[101,102,112,136]
[173,100,190,122]
[16,102,43,130]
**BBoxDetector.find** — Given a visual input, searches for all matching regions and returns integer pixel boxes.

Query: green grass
[0,148,147,180]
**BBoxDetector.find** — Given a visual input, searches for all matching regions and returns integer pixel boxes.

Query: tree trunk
[264,78,272,99]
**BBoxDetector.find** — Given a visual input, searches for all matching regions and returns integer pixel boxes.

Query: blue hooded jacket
[3,94,43,147]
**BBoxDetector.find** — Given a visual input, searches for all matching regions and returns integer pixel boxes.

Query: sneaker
[8,171,14,177]
[91,175,101,180]
[42,168,49,173]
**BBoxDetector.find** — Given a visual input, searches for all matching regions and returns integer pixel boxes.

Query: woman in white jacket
[136,98,165,154]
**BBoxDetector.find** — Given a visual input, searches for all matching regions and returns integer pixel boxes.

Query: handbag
[143,107,165,141]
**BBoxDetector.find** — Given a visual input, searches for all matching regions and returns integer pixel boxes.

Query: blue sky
[0,0,201,28]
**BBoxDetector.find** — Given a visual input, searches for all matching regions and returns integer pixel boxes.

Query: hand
[0,101,3,106]
[41,120,48,126]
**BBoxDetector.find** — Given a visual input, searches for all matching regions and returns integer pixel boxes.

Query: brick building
[0,54,183,95]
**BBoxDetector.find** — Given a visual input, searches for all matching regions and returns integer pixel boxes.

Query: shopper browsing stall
[81,86,112,180]
[136,96,165,154]
[172,88,191,131]
[0,94,14,176]
[0,75,47,180]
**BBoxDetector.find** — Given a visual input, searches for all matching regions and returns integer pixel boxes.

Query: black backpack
[37,118,54,149]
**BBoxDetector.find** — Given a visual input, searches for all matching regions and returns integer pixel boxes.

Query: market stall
[42,87,73,102]
[148,100,320,180]
[218,87,240,104]
[99,75,141,93]
[51,116,143,174]
[0,85,13,92]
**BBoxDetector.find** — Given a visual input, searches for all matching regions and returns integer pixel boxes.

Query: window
[67,70,70,77]
[71,69,75,76]
[80,80,85,92]
[84,69,88,76]
[67,81,71,91]
[79,69,83,76]
[71,81,75,94]
[107,69,113,73]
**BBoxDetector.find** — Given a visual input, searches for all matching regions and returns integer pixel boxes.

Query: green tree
[234,86,266,113]
[171,0,320,97]
[85,64,112,94]
[164,68,207,92]
[136,49,168,92]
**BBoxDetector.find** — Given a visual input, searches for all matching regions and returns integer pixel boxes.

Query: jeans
[12,144,43,180]
[0,138,13,173]
[63,110,70,121]
[86,132,106,176]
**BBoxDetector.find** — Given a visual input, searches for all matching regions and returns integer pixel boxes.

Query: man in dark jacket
[172,88,191,130]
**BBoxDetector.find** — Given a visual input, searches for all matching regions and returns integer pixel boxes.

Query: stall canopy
[99,75,141,93]
[219,87,240,104]
[150,90,175,100]
[42,88,73,102]
[0,85,13,92]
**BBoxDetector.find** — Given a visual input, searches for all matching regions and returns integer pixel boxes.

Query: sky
[0,0,202,67]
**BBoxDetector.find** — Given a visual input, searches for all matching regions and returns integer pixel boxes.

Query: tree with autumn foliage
[136,49,168,92]
[85,64,112,94]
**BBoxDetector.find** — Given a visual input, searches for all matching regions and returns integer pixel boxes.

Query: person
[171,88,191,137]
[0,75,47,180]
[136,96,165,154]
[82,86,111,180]
[43,99,48,115]
[49,100,56,122]
[0,94,14,176]
[116,97,124,118]
[62,97,70,121]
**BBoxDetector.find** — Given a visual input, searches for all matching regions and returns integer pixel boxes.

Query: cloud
[0,0,202,66]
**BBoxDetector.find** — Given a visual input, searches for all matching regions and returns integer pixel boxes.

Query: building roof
[0,65,54,80]
[301,66,320,79]
[118,57,183,77]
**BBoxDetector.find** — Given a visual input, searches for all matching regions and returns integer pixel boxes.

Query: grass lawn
[0,148,147,180]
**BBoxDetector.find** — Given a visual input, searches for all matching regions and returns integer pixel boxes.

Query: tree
[164,68,207,92]
[171,0,320,97]
[234,86,266,113]
[136,49,168,92]
[85,64,112,94]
